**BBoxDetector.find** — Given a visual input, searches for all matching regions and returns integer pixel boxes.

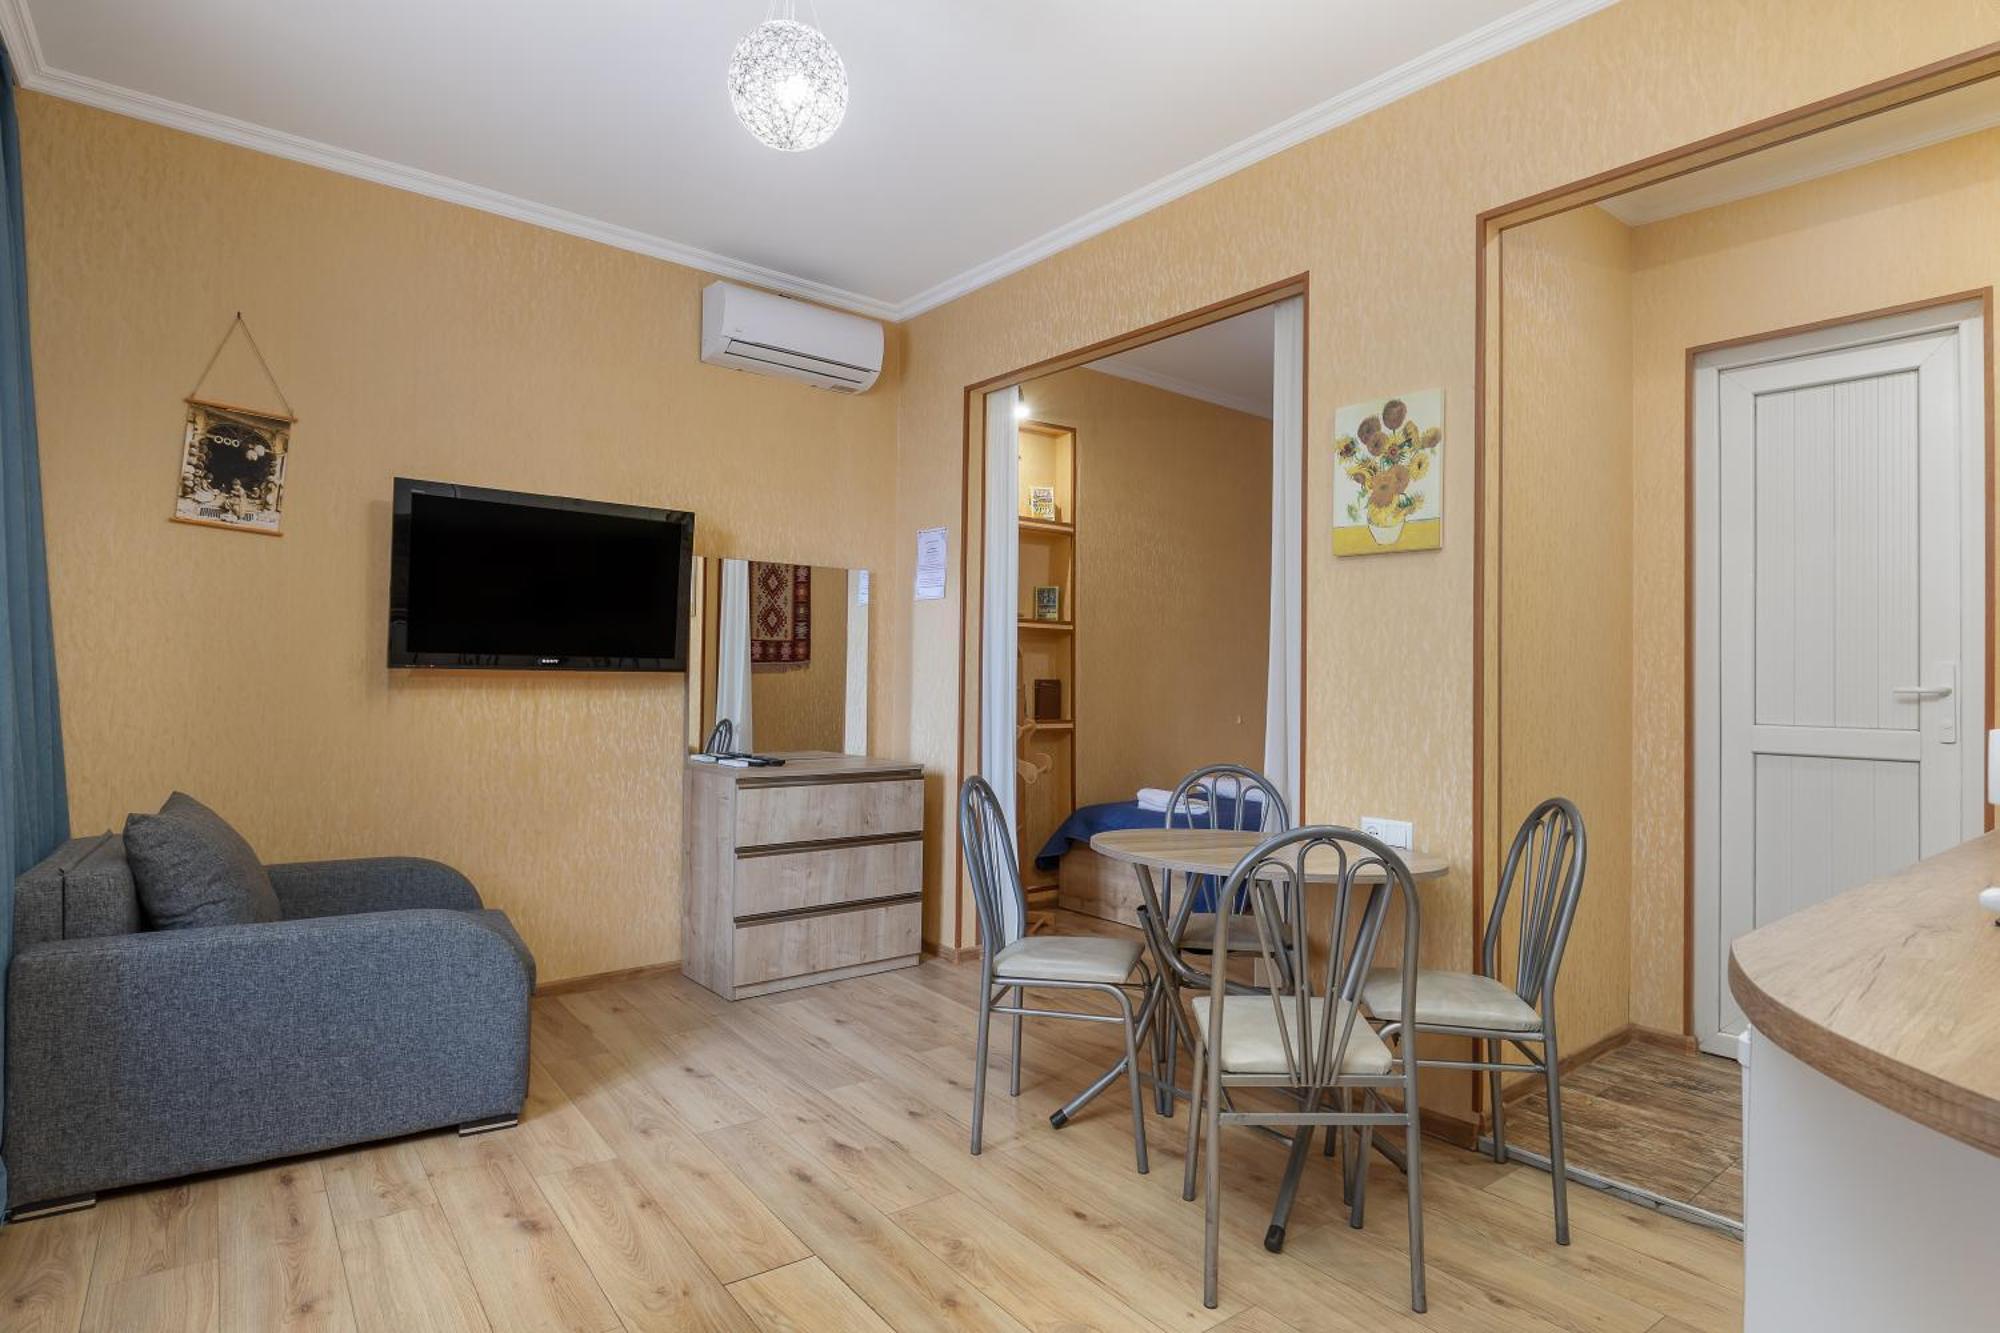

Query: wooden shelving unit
[1016,419,1077,895]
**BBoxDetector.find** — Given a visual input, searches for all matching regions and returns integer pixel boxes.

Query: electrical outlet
[1360,816,1413,850]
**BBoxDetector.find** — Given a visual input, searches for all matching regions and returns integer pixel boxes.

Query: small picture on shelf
[1033,585,1062,621]
[1027,486,1057,522]
[1032,678,1063,720]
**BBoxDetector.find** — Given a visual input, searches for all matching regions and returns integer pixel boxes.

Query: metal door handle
[1892,685,1953,699]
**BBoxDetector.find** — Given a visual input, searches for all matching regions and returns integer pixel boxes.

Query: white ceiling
[1087,306,1276,418]
[0,0,1617,319]
[1601,73,2000,225]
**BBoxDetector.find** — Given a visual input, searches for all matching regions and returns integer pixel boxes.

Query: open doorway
[1483,65,1998,1230]
[955,286,1305,949]
[1011,308,1282,918]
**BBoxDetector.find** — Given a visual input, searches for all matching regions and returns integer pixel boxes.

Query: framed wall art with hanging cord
[173,313,297,535]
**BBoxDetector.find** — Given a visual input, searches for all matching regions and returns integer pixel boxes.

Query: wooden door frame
[1686,292,1993,1056]
[1473,42,2000,1122]
[952,275,1310,953]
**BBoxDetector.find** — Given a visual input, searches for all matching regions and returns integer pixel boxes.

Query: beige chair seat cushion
[1175,911,1294,953]
[1190,995,1394,1076]
[1361,968,1542,1033]
[993,935,1144,985]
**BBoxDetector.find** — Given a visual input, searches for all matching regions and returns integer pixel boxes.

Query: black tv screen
[389,479,694,671]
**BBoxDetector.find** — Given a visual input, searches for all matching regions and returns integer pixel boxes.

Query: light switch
[1360,816,1413,850]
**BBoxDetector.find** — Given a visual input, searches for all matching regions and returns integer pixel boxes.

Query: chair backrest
[959,775,1027,957]
[1166,763,1290,834]
[1163,764,1290,931]
[704,718,735,755]
[1482,798,1587,1009]
[1204,825,1420,1089]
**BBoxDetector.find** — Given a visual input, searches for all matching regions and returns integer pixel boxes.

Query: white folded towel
[1136,787,1202,814]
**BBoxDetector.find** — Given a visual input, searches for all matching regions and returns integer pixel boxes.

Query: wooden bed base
[1054,845,1143,927]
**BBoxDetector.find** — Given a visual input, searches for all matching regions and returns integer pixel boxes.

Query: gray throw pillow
[124,792,282,930]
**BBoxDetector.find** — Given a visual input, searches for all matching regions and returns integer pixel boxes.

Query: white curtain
[979,387,1022,935]
[1265,297,1304,813]
[716,557,754,752]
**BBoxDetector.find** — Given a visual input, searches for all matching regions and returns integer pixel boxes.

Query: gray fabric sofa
[4,832,534,1215]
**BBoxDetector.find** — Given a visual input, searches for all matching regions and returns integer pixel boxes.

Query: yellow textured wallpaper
[1499,206,1634,1064]
[1021,367,1270,808]
[892,0,2000,1112]
[21,94,900,984]
[1625,125,2000,1031]
[19,0,2000,1033]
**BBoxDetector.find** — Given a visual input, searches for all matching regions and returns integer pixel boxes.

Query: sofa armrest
[5,909,532,1208]
[265,856,483,918]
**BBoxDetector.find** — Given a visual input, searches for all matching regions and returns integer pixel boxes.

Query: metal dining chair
[1359,797,1586,1243]
[1183,826,1427,1312]
[703,717,735,755]
[958,775,1158,1173]
[1144,764,1291,1113]
[1160,763,1291,953]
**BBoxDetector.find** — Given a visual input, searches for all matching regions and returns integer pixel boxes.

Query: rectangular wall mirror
[684,556,870,755]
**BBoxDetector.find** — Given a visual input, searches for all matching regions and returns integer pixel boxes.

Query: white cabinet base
[1744,1028,2000,1332]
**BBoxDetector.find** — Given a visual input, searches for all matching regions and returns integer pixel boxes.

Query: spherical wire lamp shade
[728,18,848,152]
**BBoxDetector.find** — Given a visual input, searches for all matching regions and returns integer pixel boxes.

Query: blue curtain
[0,50,71,1220]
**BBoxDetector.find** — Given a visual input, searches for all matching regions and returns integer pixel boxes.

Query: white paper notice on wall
[914,527,948,601]
[857,570,870,605]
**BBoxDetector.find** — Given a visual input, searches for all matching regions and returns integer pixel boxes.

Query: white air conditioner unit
[700,281,883,394]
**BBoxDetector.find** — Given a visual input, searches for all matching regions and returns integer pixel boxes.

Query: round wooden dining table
[1052,828,1449,1122]
[1081,826,1451,1240]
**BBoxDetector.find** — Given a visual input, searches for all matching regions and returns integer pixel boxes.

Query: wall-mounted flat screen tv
[389,478,694,671]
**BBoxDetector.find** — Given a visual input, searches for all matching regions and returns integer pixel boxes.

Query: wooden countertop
[1729,830,2000,1157]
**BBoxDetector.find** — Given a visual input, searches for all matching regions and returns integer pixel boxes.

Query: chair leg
[1008,986,1024,1099]
[1542,1028,1570,1245]
[1182,1041,1206,1201]
[1161,997,1180,1119]
[1349,1121,1371,1229]
[1487,1036,1507,1164]
[1202,1063,1223,1310]
[970,983,993,1155]
[1115,990,1149,1175]
[1339,1090,1357,1203]
[1265,1123,1315,1253]
[1404,1090,1428,1314]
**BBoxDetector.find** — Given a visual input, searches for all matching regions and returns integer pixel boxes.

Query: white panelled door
[1695,306,1985,1057]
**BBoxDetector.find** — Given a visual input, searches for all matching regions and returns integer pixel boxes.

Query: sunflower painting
[1332,390,1443,555]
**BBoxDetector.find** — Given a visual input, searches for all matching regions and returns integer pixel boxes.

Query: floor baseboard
[1625,1023,1701,1055]
[1498,1023,1635,1106]
[534,961,682,997]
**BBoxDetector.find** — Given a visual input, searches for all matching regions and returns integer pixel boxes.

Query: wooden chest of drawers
[682,752,924,1000]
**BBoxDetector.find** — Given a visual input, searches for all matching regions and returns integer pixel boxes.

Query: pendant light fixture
[728,2,848,152]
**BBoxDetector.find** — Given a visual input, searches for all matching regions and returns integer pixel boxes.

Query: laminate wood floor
[1502,1041,1744,1222]
[0,939,1744,1333]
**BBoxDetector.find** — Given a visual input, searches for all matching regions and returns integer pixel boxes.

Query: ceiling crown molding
[890,0,1623,318]
[0,0,1618,323]
[0,0,900,320]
